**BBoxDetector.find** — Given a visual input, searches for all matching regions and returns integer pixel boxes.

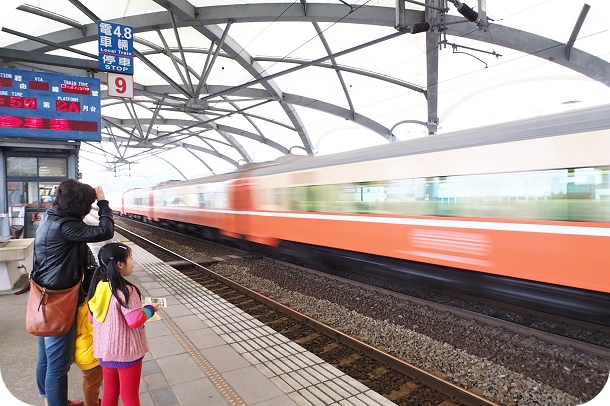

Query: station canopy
[0,0,609,192]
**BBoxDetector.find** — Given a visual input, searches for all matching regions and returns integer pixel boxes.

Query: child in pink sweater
[87,243,160,406]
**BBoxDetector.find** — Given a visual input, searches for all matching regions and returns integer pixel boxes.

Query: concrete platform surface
[0,235,395,406]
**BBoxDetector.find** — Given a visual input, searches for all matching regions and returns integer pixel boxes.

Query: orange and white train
[116,104,610,323]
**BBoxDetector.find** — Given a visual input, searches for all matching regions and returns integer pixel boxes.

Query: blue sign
[0,68,101,141]
[98,21,134,74]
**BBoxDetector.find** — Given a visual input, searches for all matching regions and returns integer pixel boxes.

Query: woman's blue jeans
[36,319,77,406]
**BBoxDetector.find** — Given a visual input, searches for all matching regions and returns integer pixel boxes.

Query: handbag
[25,278,81,337]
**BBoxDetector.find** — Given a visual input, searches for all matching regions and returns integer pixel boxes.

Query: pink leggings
[101,361,142,406]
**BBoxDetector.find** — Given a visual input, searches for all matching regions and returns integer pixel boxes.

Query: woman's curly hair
[53,179,96,217]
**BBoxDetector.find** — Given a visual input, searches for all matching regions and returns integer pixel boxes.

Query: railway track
[113,218,610,405]
[115,222,493,406]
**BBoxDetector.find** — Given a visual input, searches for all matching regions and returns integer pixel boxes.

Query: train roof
[124,103,609,191]
[149,171,238,190]
[250,103,610,177]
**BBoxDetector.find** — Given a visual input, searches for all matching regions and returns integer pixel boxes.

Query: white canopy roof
[1,0,609,192]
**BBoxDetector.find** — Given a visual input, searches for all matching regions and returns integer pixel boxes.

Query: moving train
[115,105,610,324]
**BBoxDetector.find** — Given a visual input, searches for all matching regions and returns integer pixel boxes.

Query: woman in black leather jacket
[33,179,114,406]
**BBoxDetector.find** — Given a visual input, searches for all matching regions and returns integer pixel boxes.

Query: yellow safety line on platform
[161,315,247,406]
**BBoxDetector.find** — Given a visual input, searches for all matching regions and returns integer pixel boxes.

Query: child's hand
[154,304,161,312]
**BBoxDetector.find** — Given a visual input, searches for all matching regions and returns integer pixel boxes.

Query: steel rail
[290,261,610,358]
[115,224,500,406]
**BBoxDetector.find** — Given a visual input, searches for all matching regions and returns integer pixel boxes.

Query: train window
[267,188,291,211]
[288,184,336,212]
[210,191,228,209]
[424,168,609,221]
[291,186,316,212]
[162,192,183,207]
[357,182,386,213]
[198,193,207,208]
[273,188,282,208]
[283,166,609,222]
[183,193,195,208]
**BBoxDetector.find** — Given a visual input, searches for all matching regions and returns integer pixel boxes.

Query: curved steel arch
[124,84,395,139]
[3,8,311,165]
[103,117,292,155]
[150,0,315,156]
[443,15,610,88]
[2,1,609,177]
[6,4,608,88]
[157,2,610,89]
[101,133,241,168]
[282,94,395,142]
[2,2,418,161]
[102,113,254,163]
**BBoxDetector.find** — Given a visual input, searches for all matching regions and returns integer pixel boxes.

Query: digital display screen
[0,116,98,131]
[0,96,37,109]
[0,67,100,141]
[55,100,80,113]
[61,83,90,95]
[28,81,49,91]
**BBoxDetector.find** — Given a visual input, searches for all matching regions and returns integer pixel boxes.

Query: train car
[121,187,154,222]
[242,106,610,285]
[122,174,238,238]
[122,104,610,323]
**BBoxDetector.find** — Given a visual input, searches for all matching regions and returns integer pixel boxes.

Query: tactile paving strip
[161,315,247,406]
[102,235,394,405]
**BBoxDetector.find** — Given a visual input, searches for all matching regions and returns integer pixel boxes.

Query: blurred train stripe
[234,211,610,237]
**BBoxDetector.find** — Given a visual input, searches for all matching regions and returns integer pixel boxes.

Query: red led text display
[28,80,49,91]
[0,116,98,132]
[0,68,100,141]
[60,83,91,95]
[0,96,37,109]
[55,100,81,113]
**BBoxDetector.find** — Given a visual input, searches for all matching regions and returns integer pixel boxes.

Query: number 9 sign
[107,72,134,98]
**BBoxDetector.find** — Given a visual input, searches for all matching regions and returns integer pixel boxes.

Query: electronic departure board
[0,67,101,141]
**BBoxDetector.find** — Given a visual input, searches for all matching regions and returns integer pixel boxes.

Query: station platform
[0,233,395,406]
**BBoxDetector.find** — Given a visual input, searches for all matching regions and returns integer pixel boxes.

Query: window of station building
[6,181,40,208]
[38,182,58,207]
[38,158,67,177]
[6,156,67,177]
[7,181,27,206]
[6,156,67,211]
[6,157,37,177]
